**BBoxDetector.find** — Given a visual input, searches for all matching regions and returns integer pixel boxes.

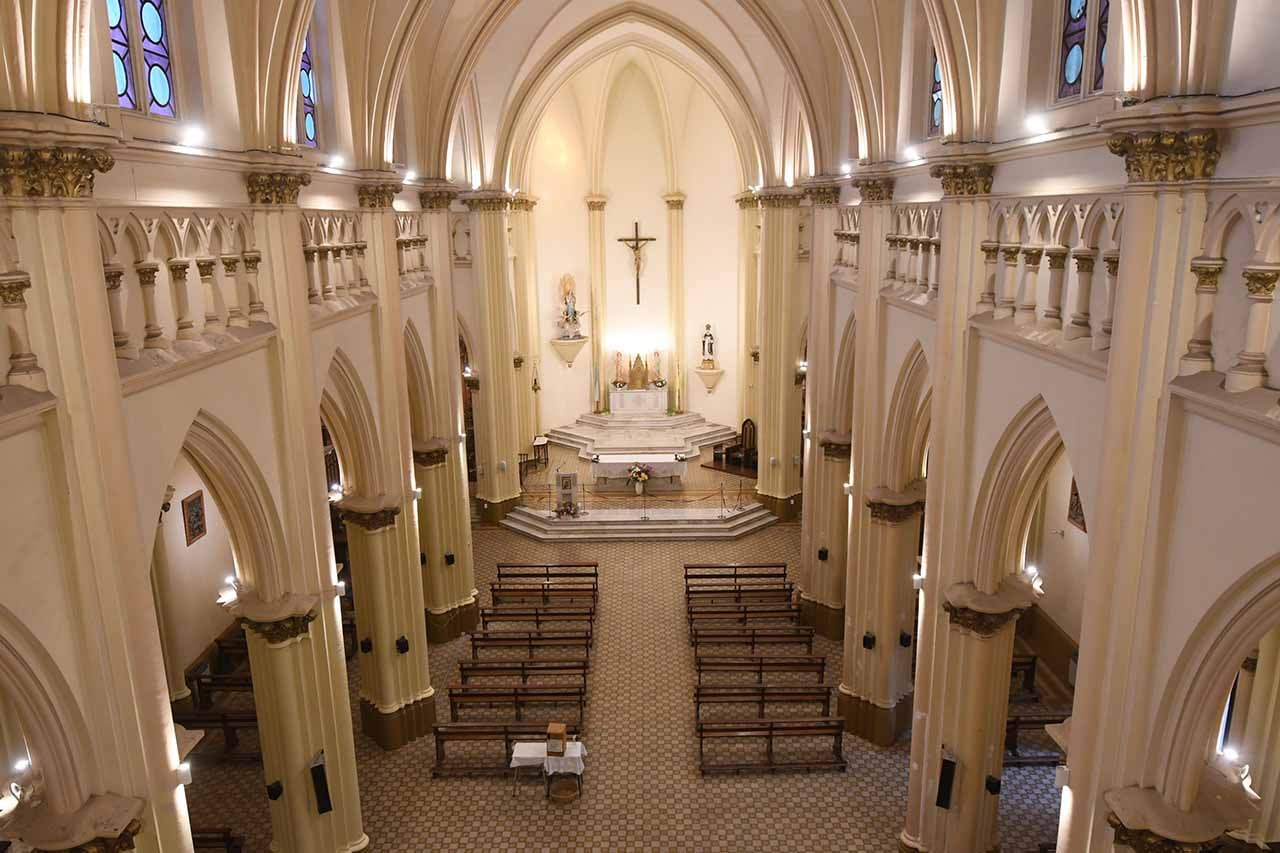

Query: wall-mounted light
[840,162,853,175]
[328,155,345,170]
[177,762,193,785]
[180,125,206,148]
[1025,114,1050,136]
[405,170,417,182]
[334,580,346,597]
[412,487,423,500]
[904,146,921,162]
[912,572,925,591]
[842,482,853,496]
[795,361,808,386]
[12,759,29,774]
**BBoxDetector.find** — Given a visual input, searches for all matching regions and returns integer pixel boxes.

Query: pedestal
[608,388,667,415]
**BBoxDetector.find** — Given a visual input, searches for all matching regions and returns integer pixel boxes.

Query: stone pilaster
[414,439,479,642]
[735,192,762,426]
[586,194,609,413]
[664,192,687,414]
[510,194,540,445]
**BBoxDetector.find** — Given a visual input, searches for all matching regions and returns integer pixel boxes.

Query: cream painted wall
[157,454,237,673]
[1222,0,1280,96]
[1029,450,1090,642]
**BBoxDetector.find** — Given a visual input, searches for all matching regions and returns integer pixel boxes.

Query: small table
[508,741,587,799]
[532,435,550,467]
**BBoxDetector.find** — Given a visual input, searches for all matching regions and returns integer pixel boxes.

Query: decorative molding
[1073,249,1097,273]
[852,177,895,202]
[1243,265,1280,298]
[980,240,1000,262]
[663,192,686,210]
[1000,244,1022,264]
[942,601,1024,637]
[1106,129,1221,183]
[356,182,403,208]
[245,171,311,205]
[412,439,449,468]
[459,191,512,212]
[1190,257,1225,293]
[1045,248,1068,270]
[928,162,994,196]
[0,272,31,306]
[0,146,114,198]
[734,194,759,210]
[240,611,316,644]
[867,498,924,523]
[802,183,842,206]
[1022,246,1045,266]
[419,189,457,210]
[511,194,537,212]
[943,577,1039,638]
[338,501,401,531]
[585,195,608,211]
[1105,814,1221,852]
[755,188,803,208]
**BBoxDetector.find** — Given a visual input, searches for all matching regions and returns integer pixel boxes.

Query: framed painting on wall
[1067,478,1087,533]
[182,489,207,546]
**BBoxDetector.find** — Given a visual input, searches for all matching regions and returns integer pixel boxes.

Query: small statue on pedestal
[612,351,627,389]
[557,274,583,339]
[701,324,717,368]
[649,351,666,388]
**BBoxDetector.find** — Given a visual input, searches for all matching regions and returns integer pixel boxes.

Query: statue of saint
[613,351,627,388]
[557,274,582,339]
[648,350,664,386]
[701,324,717,368]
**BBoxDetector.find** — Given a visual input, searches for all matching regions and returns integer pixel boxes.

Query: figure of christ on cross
[617,221,656,305]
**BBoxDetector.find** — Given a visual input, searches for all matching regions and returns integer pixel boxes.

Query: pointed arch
[831,312,858,435]
[883,342,933,490]
[319,348,386,498]
[404,320,437,442]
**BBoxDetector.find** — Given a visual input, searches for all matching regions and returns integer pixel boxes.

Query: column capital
[511,193,538,211]
[337,496,402,531]
[1045,247,1069,269]
[195,257,217,278]
[1072,248,1098,273]
[1106,128,1221,184]
[818,431,851,460]
[459,190,513,212]
[419,187,459,210]
[928,161,994,197]
[865,484,925,523]
[356,181,403,209]
[1243,264,1280,299]
[1022,246,1045,266]
[733,191,758,209]
[0,145,114,198]
[942,577,1039,637]
[413,438,450,468]
[166,258,190,279]
[0,271,31,305]
[663,192,686,210]
[245,171,312,205]
[223,588,321,644]
[980,240,1000,262]
[851,176,895,202]
[754,186,804,208]
[800,179,842,206]
[103,263,125,289]
[585,194,608,211]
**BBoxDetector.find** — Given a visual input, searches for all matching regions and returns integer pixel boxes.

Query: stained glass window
[928,49,943,136]
[138,0,175,116]
[105,0,136,109]
[1092,0,1110,92]
[299,33,318,147]
[1058,0,1088,99]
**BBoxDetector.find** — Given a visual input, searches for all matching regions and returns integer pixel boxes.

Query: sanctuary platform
[547,411,737,462]
[499,503,776,541]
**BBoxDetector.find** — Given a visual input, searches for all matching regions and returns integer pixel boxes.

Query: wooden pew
[191,671,253,710]
[447,683,588,723]
[496,563,599,589]
[170,709,259,763]
[469,629,593,658]
[431,721,582,776]
[694,655,827,685]
[490,583,598,607]
[696,717,846,774]
[457,657,590,685]
[685,585,795,606]
[691,626,815,655]
[685,563,789,588]
[1010,654,1039,702]
[479,605,595,632]
[694,683,835,719]
[191,829,246,853]
[1004,711,1070,767]
[687,602,802,629]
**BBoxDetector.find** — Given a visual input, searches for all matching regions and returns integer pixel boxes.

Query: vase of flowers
[628,463,651,495]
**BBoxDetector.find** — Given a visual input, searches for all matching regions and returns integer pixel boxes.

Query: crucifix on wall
[617,221,656,305]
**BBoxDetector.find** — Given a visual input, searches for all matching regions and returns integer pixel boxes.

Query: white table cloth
[509,740,587,775]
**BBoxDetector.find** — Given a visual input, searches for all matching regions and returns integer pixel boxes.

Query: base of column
[756,492,802,521]
[799,598,844,640]
[425,599,479,643]
[837,690,912,746]
[359,694,436,751]
[475,496,519,522]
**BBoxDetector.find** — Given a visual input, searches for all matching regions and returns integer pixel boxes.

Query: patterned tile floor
[184,523,1064,852]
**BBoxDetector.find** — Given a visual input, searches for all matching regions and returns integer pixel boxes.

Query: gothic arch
[403,320,438,442]
[968,395,1071,593]
[319,349,386,498]
[0,605,94,815]
[831,312,857,435]
[882,341,932,490]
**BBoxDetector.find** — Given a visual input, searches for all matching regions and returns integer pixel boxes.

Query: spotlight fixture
[180,125,206,148]
[1025,114,1049,136]
[405,170,417,182]
[177,762,193,785]
[904,146,920,162]
[328,155,345,170]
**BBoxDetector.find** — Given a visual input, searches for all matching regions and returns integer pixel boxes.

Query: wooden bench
[1011,654,1039,702]
[687,603,801,629]
[1004,711,1070,767]
[469,629,593,658]
[490,584,598,606]
[457,657,589,685]
[496,563,599,589]
[479,605,595,632]
[694,683,835,718]
[170,709,259,763]
[191,670,253,710]
[447,683,587,723]
[685,585,795,605]
[696,717,846,774]
[685,563,789,588]
[431,721,582,776]
[191,828,246,852]
[694,655,827,685]
[691,626,815,655]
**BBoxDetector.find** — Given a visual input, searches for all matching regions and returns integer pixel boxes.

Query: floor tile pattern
[184,524,1064,851]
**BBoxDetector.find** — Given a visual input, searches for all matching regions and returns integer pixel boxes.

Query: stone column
[927,238,941,301]
[1042,247,1068,330]
[1015,246,1042,326]
[996,244,1020,319]
[419,183,479,637]
[754,187,804,520]
[664,192,686,414]
[797,179,845,638]
[978,241,999,308]
[0,272,47,391]
[1225,265,1280,392]
[319,247,342,310]
[354,242,370,294]
[102,263,136,357]
[510,194,540,446]
[242,251,269,323]
[134,261,169,352]
[303,246,322,308]
[736,192,762,426]
[196,257,226,334]
[586,195,609,413]
[1064,249,1097,341]
[337,499,434,749]
[221,254,249,328]
[1093,249,1119,351]
[149,485,189,701]
[906,238,921,294]
[460,191,523,520]
[167,258,208,348]
[1179,257,1223,374]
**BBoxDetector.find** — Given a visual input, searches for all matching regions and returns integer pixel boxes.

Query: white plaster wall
[1029,450,1090,641]
[157,454,237,671]
[1222,0,1280,96]
[879,303,937,451]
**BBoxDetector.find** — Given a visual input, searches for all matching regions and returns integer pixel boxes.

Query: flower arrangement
[627,463,651,485]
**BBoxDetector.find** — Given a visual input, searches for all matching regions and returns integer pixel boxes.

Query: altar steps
[547,412,736,460]
[499,503,777,542]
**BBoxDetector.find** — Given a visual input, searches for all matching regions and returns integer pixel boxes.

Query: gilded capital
[942,601,1024,637]
[1022,247,1045,266]
[460,192,512,212]
[167,259,190,280]
[734,194,758,210]
[852,177,895,203]
[1105,813,1214,852]
[419,189,458,210]
[134,262,159,286]
[241,611,316,644]
[1103,251,1120,277]
[1243,266,1280,299]
[929,162,994,197]
[1001,245,1022,264]
[1072,250,1096,274]
[1106,128,1221,183]
[338,499,401,531]
[246,171,311,205]
[195,258,217,278]
[357,181,403,209]
[511,195,537,212]
[586,195,608,211]
[663,192,686,210]
[220,255,240,274]
[867,498,924,523]
[802,183,842,206]
[980,240,1000,262]
[1242,655,1259,674]
[1189,257,1224,293]
[0,145,114,199]
[104,265,125,290]
[755,188,803,208]
[413,439,450,468]
[0,272,31,306]
[1045,248,1068,270]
